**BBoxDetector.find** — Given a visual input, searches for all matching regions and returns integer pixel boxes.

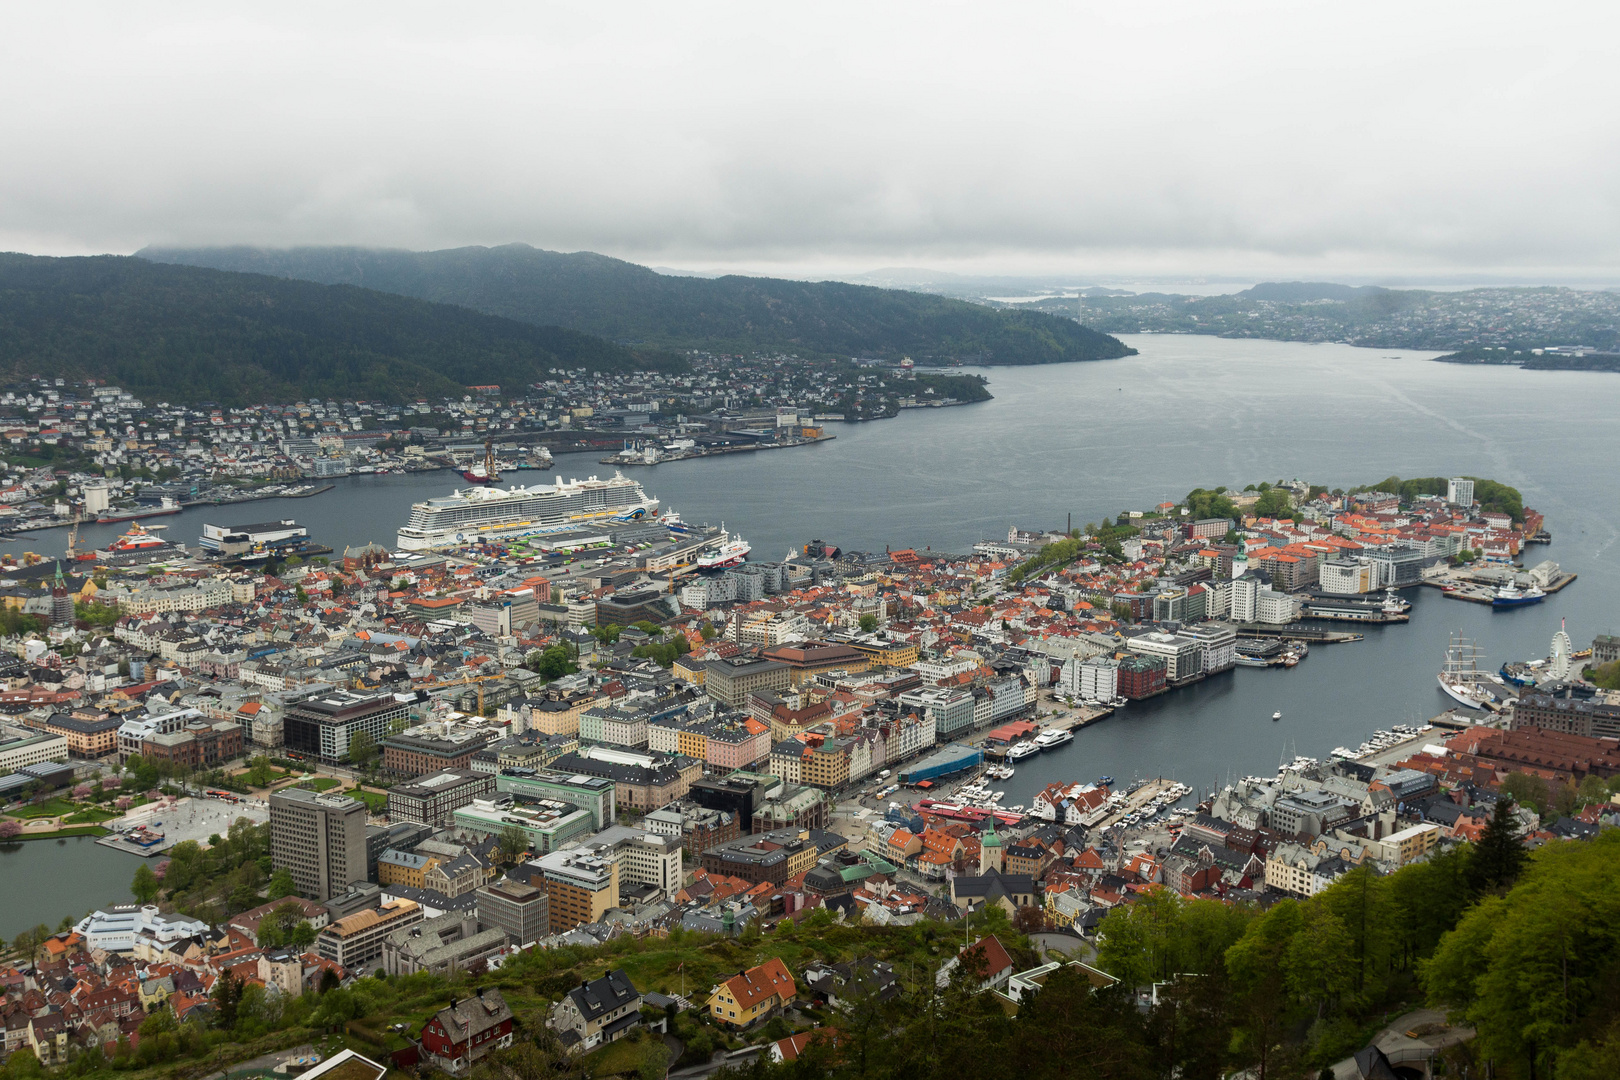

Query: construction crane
[65,511,81,559]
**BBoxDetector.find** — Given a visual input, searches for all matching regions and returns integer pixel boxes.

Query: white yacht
[1006,741,1040,762]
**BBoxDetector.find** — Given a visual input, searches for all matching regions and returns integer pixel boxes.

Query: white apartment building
[1126,633,1202,681]
[587,826,683,900]
[116,708,202,762]
[1256,589,1299,624]
[1059,655,1118,700]
[912,655,982,682]
[1319,559,1372,595]
[1230,576,1299,624]
[0,727,69,772]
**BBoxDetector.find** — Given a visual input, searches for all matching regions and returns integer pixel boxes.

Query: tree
[1284,905,1354,1019]
[211,968,244,1029]
[1427,832,1620,1077]
[526,642,580,681]
[0,821,21,840]
[346,731,378,769]
[1501,771,1550,817]
[1576,773,1609,806]
[1466,797,1527,896]
[859,613,879,633]
[266,867,297,901]
[245,755,276,788]
[497,824,530,866]
[132,862,161,903]
[1226,899,1304,1080]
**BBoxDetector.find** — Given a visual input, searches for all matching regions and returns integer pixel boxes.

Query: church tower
[50,562,74,627]
[979,820,1003,875]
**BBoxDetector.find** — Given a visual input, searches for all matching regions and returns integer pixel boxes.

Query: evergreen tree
[1467,797,1528,895]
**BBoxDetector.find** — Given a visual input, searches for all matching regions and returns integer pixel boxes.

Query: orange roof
[722,957,797,1011]
[774,1028,844,1062]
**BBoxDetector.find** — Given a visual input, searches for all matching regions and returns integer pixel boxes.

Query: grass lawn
[63,807,119,824]
[309,777,342,792]
[580,1033,665,1078]
[351,789,388,812]
[14,798,78,819]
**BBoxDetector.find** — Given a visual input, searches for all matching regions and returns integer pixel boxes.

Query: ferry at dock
[396,472,659,550]
[695,527,751,569]
[1033,727,1073,750]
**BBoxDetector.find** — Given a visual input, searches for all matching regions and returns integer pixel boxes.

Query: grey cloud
[1,2,1617,278]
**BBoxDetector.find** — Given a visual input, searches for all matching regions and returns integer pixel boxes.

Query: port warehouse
[899,743,984,786]
[198,519,308,552]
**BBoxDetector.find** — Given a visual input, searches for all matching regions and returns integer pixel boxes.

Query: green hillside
[0,253,685,406]
[139,243,1135,365]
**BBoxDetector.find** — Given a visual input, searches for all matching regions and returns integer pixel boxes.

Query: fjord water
[10,335,1620,933]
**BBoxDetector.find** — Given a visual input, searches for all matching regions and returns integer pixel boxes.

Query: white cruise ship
[396,472,659,550]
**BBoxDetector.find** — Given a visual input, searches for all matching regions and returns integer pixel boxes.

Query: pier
[1424,571,1578,605]
[600,433,836,466]
[1229,623,1364,643]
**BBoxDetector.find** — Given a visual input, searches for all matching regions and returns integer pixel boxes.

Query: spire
[54,560,66,587]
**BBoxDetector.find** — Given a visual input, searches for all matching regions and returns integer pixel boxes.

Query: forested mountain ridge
[0,253,684,406]
[138,243,1136,365]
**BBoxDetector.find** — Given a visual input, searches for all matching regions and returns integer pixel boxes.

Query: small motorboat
[1272,711,1282,721]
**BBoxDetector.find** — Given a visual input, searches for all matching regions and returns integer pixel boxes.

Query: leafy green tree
[245,755,276,788]
[132,861,161,903]
[266,867,297,901]
[858,613,879,633]
[1427,832,1620,1077]
[346,731,378,769]
[1576,773,1609,806]
[497,824,530,866]
[1386,845,1472,967]
[1285,905,1354,1019]
[1501,771,1550,816]
[526,642,579,681]
[1314,865,1390,1003]
[1226,899,1304,1080]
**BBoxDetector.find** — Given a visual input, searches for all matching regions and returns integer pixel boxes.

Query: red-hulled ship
[462,439,501,485]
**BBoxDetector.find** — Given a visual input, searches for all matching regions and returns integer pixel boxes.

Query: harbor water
[8,335,1619,931]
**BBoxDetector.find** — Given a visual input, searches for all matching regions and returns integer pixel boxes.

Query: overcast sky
[3,2,1617,282]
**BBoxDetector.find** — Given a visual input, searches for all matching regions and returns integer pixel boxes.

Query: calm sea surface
[7,335,1619,934]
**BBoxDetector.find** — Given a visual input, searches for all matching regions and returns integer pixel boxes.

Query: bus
[205,789,240,803]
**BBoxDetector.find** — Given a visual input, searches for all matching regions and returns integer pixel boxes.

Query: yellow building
[847,639,919,668]
[673,656,706,686]
[802,740,852,790]
[707,957,797,1029]
[676,727,708,760]
[377,850,439,889]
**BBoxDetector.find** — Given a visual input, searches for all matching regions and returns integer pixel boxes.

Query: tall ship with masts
[396,472,658,550]
[1437,632,1500,711]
